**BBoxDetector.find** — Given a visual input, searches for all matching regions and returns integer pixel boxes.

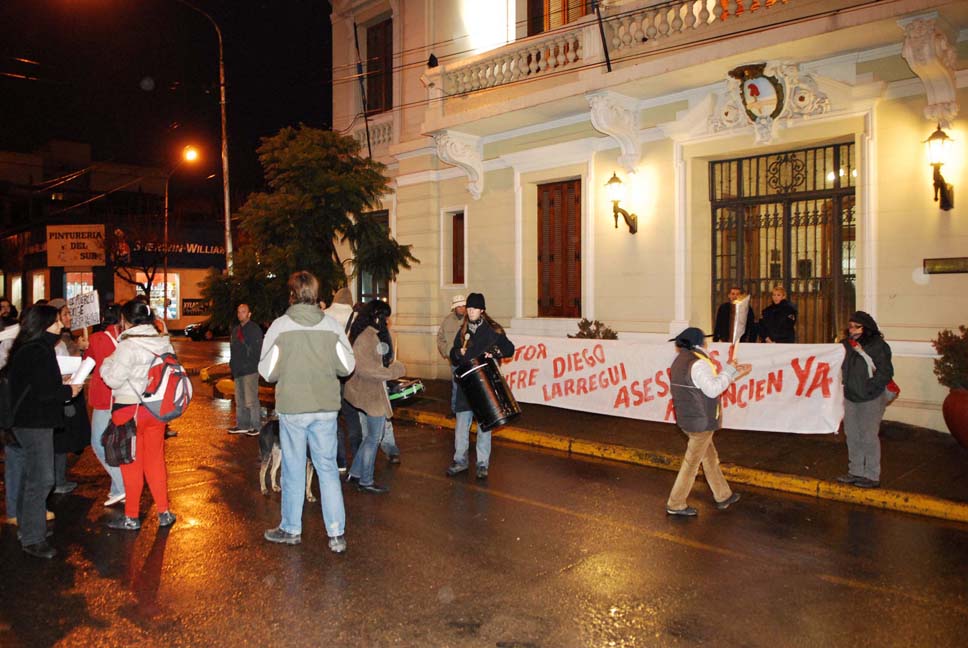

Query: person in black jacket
[837,311,893,489]
[5,305,82,559]
[712,286,755,343]
[447,293,514,479]
[228,303,264,435]
[759,285,797,343]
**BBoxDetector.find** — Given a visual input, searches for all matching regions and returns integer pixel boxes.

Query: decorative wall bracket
[708,62,829,144]
[433,130,484,199]
[899,13,958,127]
[587,91,641,173]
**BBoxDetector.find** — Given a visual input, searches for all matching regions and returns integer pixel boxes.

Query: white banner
[500,335,846,434]
[68,291,100,330]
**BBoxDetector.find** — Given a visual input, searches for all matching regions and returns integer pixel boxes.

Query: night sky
[0,0,332,197]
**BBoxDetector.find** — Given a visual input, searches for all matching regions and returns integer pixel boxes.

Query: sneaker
[476,464,488,479]
[715,492,741,511]
[53,481,77,495]
[158,511,177,527]
[854,477,880,489]
[445,462,468,477]
[23,541,57,559]
[107,516,142,531]
[227,427,248,435]
[357,483,390,494]
[264,527,301,545]
[338,466,348,475]
[387,454,401,465]
[243,428,260,437]
[666,506,699,517]
[836,474,863,484]
[164,427,178,439]
[328,535,347,553]
[103,493,126,507]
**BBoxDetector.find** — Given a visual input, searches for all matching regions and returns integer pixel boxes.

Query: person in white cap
[437,295,466,414]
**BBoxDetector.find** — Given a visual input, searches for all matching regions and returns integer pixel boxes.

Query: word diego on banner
[500,335,846,434]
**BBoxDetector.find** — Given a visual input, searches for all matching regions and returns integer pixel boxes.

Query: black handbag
[102,415,137,467]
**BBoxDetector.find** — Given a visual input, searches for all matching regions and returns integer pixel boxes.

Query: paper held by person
[70,356,96,385]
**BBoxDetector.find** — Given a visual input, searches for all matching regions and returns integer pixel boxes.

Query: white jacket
[99,324,174,405]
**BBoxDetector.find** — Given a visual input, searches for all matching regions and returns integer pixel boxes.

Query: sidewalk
[393,379,968,524]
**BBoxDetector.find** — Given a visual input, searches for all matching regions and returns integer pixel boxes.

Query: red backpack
[132,351,193,422]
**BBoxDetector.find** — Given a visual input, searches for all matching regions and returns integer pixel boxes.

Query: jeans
[341,397,363,459]
[278,412,345,538]
[349,413,386,487]
[54,452,69,488]
[454,410,490,467]
[380,420,399,458]
[844,393,888,481]
[12,428,55,546]
[234,373,261,430]
[666,430,732,510]
[91,408,125,498]
[450,374,458,413]
[4,443,24,519]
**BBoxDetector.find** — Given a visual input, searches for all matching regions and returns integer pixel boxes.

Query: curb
[395,407,968,525]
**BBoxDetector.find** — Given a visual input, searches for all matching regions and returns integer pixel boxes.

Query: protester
[447,292,514,479]
[47,298,90,495]
[837,311,894,489]
[82,304,126,507]
[259,271,355,552]
[0,296,19,326]
[437,294,466,416]
[228,303,264,436]
[100,300,177,530]
[712,286,755,343]
[759,285,797,343]
[6,305,83,558]
[324,287,356,471]
[344,300,405,493]
[666,327,751,516]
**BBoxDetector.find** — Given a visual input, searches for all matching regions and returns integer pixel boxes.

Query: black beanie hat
[466,293,486,310]
[669,327,709,349]
[848,311,879,335]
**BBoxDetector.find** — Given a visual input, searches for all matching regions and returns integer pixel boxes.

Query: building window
[30,271,46,304]
[442,209,466,286]
[528,0,590,36]
[537,179,582,318]
[709,142,856,343]
[357,210,390,304]
[11,275,22,311]
[366,17,393,115]
[65,272,95,300]
[137,272,180,321]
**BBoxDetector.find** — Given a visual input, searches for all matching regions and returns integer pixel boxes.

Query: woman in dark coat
[759,285,797,343]
[447,292,514,479]
[5,305,82,559]
[837,311,893,489]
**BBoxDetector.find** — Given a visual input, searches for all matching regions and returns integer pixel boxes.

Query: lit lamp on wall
[925,123,954,211]
[604,172,638,234]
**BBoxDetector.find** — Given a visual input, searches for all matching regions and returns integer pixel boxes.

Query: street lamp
[174,0,234,274]
[164,145,200,323]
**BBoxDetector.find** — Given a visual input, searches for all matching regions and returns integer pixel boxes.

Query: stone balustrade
[354,115,394,150]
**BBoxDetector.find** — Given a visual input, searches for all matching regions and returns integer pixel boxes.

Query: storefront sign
[501,336,846,434]
[47,225,105,267]
[182,299,209,317]
[69,290,100,330]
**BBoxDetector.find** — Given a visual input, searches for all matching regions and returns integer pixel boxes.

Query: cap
[466,293,485,310]
[451,294,466,309]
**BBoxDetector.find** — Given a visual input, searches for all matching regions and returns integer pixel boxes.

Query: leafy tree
[200,125,417,327]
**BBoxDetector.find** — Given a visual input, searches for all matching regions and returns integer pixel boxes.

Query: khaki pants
[666,430,732,510]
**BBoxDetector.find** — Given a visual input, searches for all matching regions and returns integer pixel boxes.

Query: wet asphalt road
[1,340,968,647]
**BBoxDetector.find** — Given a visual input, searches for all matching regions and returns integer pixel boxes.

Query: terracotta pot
[942,388,968,450]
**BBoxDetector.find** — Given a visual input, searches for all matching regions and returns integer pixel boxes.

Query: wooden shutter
[537,179,581,318]
[366,18,392,114]
[452,211,465,284]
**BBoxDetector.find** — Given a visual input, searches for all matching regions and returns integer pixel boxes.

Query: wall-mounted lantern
[925,123,954,211]
[604,172,638,234]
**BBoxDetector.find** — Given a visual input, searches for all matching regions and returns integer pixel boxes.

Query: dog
[258,419,317,503]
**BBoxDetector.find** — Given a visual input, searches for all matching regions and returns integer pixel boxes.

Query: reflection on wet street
[1,341,967,646]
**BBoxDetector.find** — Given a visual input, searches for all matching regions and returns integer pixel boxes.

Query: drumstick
[462,332,470,351]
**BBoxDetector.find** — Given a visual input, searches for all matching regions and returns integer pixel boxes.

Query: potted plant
[932,325,968,449]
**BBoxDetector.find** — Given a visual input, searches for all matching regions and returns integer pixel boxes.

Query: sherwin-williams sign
[47,224,105,267]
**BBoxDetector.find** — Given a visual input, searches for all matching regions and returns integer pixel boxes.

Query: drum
[455,356,521,431]
[387,378,425,402]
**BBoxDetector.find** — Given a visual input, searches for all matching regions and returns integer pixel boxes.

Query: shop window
[30,271,46,304]
[442,209,466,286]
[66,272,95,300]
[11,274,22,311]
[136,272,180,321]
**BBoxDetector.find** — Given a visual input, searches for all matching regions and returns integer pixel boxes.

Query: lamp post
[174,0,234,274]
[164,145,200,323]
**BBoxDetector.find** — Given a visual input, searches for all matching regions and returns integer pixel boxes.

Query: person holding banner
[713,287,755,343]
[447,292,515,480]
[758,286,797,344]
[837,311,894,489]
[47,298,90,496]
[667,327,751,517]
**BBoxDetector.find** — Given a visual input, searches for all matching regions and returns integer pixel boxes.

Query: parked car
[183,320,229,341]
